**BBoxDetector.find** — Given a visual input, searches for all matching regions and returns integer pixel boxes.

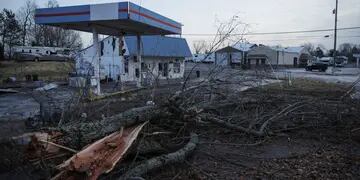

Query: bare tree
[182,15,250,90]
[192,40,208,54]
[32,2,82,49]
[302,43,315,55]
[17,0,36,46]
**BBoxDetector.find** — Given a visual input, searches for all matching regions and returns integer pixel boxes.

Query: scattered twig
[39,139,77,153]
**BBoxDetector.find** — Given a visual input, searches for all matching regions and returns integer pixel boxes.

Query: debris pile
[0,78,359,179]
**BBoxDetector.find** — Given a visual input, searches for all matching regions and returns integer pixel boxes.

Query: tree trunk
[121,133,199,179]
[60,105,162,148]
[0,106,163,171]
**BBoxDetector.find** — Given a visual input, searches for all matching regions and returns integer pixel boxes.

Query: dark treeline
[0,0,82,59]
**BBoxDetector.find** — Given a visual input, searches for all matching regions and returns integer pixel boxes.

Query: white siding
[277,51,299,65]
[215,52,243,65]
[121,56,185,82]
[76,37,185,83]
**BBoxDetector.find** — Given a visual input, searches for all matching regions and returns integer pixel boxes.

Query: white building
[214,43,257,66]
[246,45,311,68]
[76,35,192,83]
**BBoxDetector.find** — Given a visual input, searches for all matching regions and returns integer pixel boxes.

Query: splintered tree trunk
[0,106,163,172]
[60,106,162,148]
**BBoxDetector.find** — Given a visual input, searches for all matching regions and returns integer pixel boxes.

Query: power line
[248,35,360,42]
[182,26,360,36]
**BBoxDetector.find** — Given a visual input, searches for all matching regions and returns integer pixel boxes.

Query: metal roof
[125,36,192,58]
[35,2,182,35]
[270,46,307,54]
[232,42,257,52]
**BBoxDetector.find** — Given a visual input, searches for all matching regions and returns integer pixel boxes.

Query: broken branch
[121,133,199,179]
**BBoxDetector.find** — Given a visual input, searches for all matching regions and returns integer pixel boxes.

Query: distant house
[77,35,192,82]
[214,43,257,66]
[246,45,311,68]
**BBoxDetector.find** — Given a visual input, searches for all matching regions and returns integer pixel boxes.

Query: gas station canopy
[35,1,182,36]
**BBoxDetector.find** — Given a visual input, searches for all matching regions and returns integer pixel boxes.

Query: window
[133,56,138,62]
[135,68,140,78]
[46,51,49,54]
[36,50,39,52]
[141,62,146,72]
[261,59,266,65]
[29,50,32,53]
[158,63,163,72]
[124,58,129,73]
[100,41,104,56]
[22,49,24,53]
[256,59,259,65]
[112,38,116,51]
[173,62,181,73]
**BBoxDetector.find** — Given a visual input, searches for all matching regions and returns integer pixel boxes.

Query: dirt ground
[135,79,360,180]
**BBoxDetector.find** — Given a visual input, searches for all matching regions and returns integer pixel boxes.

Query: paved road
[275,67,360,84]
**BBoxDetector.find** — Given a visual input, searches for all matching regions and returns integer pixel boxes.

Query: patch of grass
[259,78,348,99]
[0,60,74,83]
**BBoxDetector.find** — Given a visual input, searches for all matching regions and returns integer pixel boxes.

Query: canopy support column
[92,27,101,95]
[136,34,142,87]
[119,34,125,90]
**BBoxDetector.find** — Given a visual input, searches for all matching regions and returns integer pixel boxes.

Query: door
[293,57,298,67]
[163,63,168,77]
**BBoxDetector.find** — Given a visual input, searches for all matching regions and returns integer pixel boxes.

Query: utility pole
[333,0,338,69]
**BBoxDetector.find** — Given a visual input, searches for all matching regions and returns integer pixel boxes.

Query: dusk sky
[1,0,359,50]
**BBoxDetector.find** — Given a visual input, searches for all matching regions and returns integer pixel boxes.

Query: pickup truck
[305,62,328,72]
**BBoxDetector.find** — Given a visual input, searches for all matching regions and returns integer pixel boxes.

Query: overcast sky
[1,0,360,50]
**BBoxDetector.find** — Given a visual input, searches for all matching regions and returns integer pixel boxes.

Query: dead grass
[259,78,348,99]
[0,60,74,83]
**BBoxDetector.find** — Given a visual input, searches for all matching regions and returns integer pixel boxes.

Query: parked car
[334,56,348,67]
[41,52,71,61]
[305,61,328,72]
[14,52,42,61]
[14,52,72,62]
[318,57,333,65]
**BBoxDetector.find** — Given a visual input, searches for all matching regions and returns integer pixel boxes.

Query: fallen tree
[121,133,199,179]
[58,105,162,148]
[0,106,163,172]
